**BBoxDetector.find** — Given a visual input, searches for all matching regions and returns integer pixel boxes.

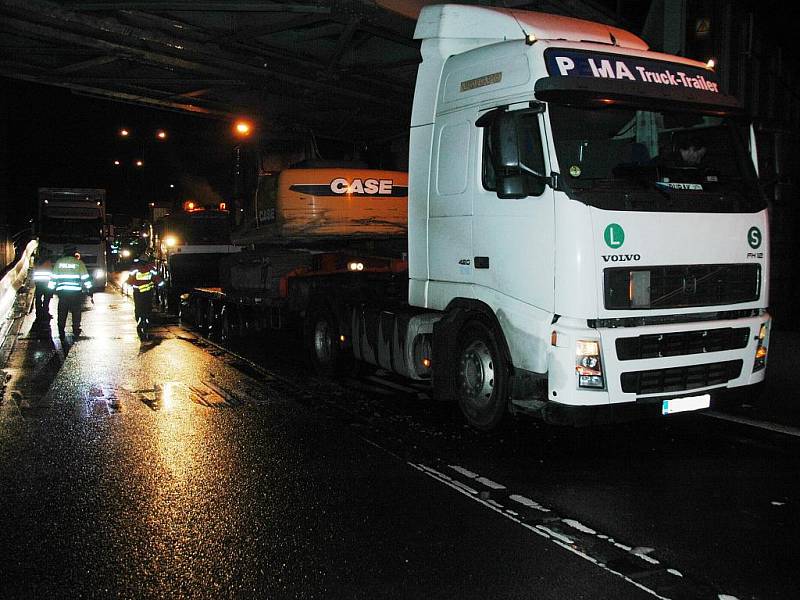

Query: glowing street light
[113,160,121,166]
[135,159,144,167]
[156,129,167,140]
[119,128,130,137]
[234,120,252,137]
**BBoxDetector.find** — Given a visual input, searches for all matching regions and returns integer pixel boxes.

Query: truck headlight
[753,322,768,372]
[94,268,105,279]
[576,339,604,389]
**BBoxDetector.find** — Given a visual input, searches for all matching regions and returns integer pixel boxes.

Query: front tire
[455,319,509,431]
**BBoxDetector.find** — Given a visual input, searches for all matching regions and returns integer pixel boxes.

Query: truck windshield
[40,218,102,243]
[548,104,766,213]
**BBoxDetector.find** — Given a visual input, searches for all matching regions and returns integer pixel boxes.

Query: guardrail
[0,239,38,342]
[0,225,14,272]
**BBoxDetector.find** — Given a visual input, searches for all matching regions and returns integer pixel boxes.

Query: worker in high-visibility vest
[48,247,92,338]
[32,252,54,324]
[126,255,164,338]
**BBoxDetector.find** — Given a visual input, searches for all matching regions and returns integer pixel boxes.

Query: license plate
[661,394,711,415]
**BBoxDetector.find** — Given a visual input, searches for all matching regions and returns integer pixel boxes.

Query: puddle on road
[85,384,121,417]
[129,380,262,411]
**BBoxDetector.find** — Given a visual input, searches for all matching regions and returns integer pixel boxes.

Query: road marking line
[476,476,506,490]
[409,461,672,600]
[509,494,550,512]
[705,410,800,437]
[364,375,419,394]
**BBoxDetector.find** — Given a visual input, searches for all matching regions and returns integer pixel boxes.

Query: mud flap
[431,308,469,402]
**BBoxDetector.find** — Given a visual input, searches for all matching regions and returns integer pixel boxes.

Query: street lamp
[156,130,167,140]
[234,120,253,137]
[119,128,130,137]
[113,160,121,166]
[135,159,144,167]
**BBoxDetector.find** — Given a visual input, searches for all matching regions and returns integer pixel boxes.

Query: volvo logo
[601,254,641,263]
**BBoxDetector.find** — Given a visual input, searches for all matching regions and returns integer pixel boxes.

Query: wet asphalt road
[1,290,798,599]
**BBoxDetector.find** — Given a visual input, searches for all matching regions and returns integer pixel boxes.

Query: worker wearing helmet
[48,247,92,338]
[127,254,163,338]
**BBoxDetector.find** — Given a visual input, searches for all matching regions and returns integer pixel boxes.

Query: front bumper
[534,384,761,426]
[543,311,771,420]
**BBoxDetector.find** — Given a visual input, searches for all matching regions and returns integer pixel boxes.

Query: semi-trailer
[186,5,770,430]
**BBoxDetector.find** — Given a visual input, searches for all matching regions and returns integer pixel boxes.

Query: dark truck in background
[152,204,240,312]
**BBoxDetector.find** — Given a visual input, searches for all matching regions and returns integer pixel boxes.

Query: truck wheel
[167,291,181,316]
[305,305,340,376]
[237,308,248,337]
[455,320,509,431]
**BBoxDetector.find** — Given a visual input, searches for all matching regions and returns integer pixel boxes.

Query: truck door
[473,107,555,312]
[428,110,476,286]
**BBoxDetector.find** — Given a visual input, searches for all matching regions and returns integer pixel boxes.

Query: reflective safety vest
[48,256,92,293]
[33,258,53,287]
[127,263,163,293]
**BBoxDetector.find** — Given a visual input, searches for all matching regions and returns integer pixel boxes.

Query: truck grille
[620,360,743,395]
[616,327,750,361]
[604,264,760,310]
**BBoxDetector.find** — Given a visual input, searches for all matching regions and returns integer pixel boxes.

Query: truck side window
[482,112,547,197]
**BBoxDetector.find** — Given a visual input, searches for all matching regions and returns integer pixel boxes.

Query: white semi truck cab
[407,5,770,428]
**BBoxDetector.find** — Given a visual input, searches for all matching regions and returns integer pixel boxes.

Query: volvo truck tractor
[187,5,770,431]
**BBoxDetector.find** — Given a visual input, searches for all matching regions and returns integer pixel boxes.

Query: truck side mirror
[492,112,521,171]
[491,113,527,199]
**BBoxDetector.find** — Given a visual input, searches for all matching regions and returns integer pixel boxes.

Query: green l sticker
[604,223,625,249]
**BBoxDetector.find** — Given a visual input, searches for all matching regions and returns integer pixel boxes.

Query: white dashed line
[704,410,800,438]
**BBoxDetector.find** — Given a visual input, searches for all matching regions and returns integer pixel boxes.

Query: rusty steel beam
[327,18,360,71]
[213,15,331,43]
[65,2,330,13]
[54,54,118,73]
[0,0,410,106]
[0,67,228,116]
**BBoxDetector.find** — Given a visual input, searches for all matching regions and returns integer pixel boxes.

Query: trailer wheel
[220,305,235,342]
[206,301,218,338]
[455,319,509,431]
[194,298,205,329]
[305,304,340,376]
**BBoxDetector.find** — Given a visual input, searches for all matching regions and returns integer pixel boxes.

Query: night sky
[2,77,235,231]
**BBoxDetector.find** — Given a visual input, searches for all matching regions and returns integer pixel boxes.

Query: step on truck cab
[407,5,769,428]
